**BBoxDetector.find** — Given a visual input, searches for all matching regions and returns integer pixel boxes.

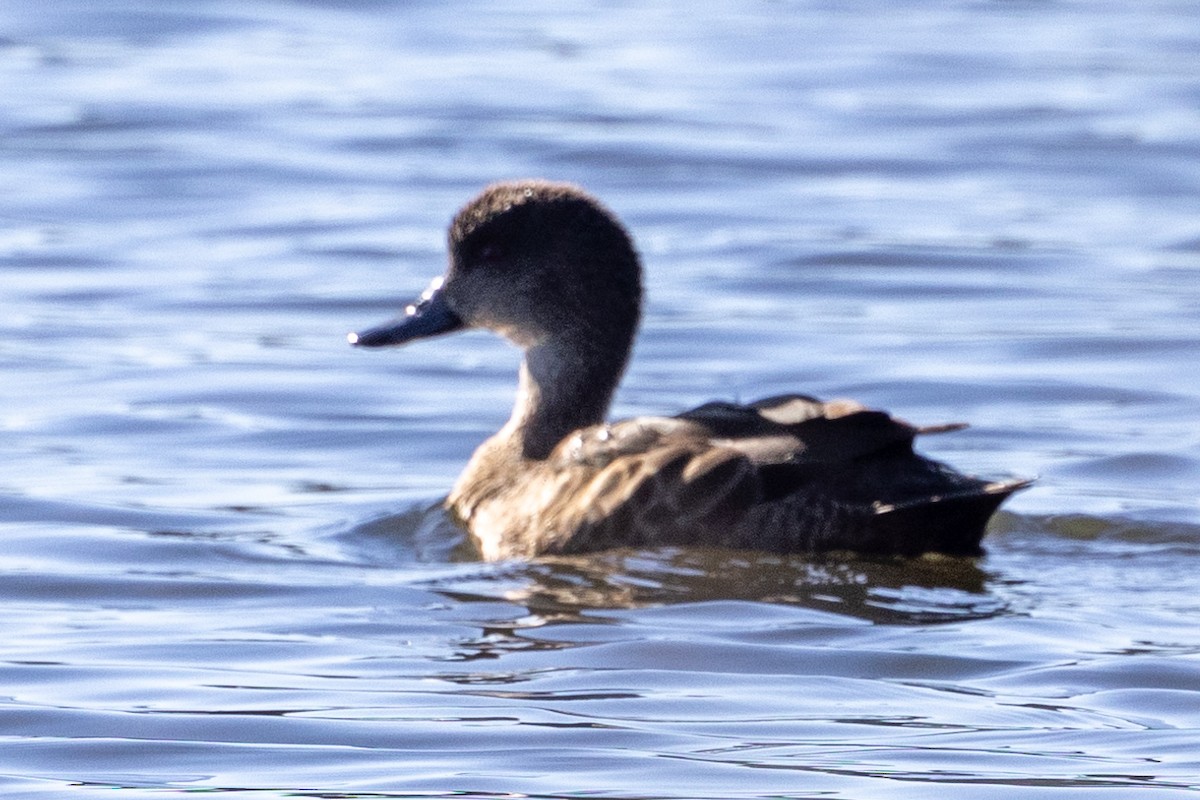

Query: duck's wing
[547,394,1027,556]
[687,393,1029,555]
[680,394,919,462]
[545,415,761,553]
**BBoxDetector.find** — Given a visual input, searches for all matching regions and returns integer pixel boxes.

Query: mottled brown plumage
[351,180,1028,560]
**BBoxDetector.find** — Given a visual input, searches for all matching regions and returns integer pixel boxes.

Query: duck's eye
[477,242,504,262]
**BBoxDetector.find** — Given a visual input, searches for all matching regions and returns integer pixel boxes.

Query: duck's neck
[503,338,630,460]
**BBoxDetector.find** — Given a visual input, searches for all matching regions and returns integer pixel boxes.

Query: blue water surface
[2,1,1200,797]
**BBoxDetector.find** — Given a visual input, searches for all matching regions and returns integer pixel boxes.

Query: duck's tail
[865,477,1033,556]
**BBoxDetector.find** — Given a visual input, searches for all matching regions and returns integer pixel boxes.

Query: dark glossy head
[350,180,642,353]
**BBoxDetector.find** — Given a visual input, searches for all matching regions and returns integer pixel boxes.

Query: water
[3,1,1200,796]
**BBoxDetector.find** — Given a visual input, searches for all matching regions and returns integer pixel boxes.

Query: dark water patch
[1015,333,1200,359]
[0,570,301,605]
[975,655,1200,699]
[0,253,116,270]
[1166,235,1200,253]
[7,105,250,139]
[5,4,260,42]
[844,378,1186,409]
[787,245,1043,271]
[1057,451,1200,483]
[301,243,438,264]
[551,145,953,182]
[341,131,474,154]
[0,495,245,531]
[995,511,1200,549]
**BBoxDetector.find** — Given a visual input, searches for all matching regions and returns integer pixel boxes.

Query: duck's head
[350,180,642,355]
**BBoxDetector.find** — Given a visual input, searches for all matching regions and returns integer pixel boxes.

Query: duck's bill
[348,277,464,347]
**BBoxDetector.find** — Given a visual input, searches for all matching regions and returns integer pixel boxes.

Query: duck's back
[452,394,1027,559]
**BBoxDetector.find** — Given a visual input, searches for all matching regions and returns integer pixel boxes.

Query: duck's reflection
[353,502,1009,672]
[501,546,998,624]
[425,544,1005,675]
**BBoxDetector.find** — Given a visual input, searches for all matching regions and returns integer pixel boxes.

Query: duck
[350,179,1028,561]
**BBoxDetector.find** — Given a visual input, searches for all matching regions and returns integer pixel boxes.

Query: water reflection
[510,548,998,623]
[347,500,1007,630]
